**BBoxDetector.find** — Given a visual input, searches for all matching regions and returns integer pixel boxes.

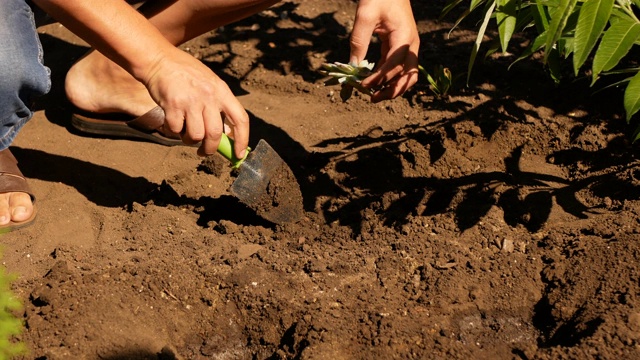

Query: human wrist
[132,45,179,86]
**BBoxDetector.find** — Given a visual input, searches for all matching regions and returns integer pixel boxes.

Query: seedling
[419,64,454,98]
[320,60,374,102]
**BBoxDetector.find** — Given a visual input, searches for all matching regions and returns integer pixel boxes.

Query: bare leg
[65,0,280,116]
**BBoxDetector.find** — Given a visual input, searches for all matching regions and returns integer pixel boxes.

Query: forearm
[32,0,176,83]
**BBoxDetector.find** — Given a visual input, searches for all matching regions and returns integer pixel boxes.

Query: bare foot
[0,192,33,226]
[65,51,158,117]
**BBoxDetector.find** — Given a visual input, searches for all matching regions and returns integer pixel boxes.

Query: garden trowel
[217,133,303,224]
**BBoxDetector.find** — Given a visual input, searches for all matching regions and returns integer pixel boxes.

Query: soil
[7,0,640,359]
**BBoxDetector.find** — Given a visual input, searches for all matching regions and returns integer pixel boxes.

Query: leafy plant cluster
[442,0,640,138]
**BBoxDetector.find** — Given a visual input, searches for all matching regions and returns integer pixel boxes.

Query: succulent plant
[320,60,375,102]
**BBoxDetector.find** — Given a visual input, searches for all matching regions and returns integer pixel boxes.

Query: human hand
[350,0,420,103]
[142,48,249,158]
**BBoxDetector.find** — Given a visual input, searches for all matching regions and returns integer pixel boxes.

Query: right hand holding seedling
[349,0,420,102]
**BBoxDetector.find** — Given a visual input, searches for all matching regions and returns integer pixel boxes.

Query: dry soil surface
[7,0,640,359]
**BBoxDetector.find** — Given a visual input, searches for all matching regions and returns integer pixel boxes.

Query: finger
[182,106,206,144]
[371,69,419,102]
[350,12,376,64]
[362,44,409,88]
[223,122,232,137]
[361,34,390,88]
[197,108,223,156]
[377,33,391,70]
[221,100,250,159]
[163,107,186,134]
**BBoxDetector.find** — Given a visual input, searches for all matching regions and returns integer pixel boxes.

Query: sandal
[71,106,190,146]
[0,148,36,231]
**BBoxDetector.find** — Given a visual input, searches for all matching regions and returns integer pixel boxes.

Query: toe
[0,193,11,226]
[0,213,9,227]
[9,192,33,223]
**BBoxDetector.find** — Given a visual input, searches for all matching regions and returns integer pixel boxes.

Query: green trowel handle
[217,133,250,169]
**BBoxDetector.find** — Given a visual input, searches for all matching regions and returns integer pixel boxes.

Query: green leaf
[600,66,640,76]
[470,0,487,13]
[532,1,551,32]
[592,76,630,96]
[573,0,614,75]
[427,73,438,89]
[448,0,488,36]
[418,64,429,79]
[514,8,535,33]
[632,125,640,142]
[559,37,574,58]
[468,0,497,85]
[496,0,518,52]
[563,6,581,35]
[624,70,640,122]
[440,0,466,20]
[547,47,564,83]
[484,37,502,59]
[543,0,579,64]
[510,30,547,68]
[592,18,640,84]
[544,0,562,8]
[609,8,629,22]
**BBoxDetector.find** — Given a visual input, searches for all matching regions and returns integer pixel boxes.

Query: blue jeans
[0,0,51,150]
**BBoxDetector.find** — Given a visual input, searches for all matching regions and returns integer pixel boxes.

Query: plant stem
[616,0,640,22]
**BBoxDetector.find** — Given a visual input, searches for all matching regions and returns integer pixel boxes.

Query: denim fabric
[0,0,51,150]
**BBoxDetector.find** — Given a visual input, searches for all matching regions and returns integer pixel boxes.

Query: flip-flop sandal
[0,148,36,232]
[71,106,191,146]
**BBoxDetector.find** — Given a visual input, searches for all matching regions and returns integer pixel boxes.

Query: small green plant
[419,64,456,98]
[0,245,26,360]
[320,60,375,102]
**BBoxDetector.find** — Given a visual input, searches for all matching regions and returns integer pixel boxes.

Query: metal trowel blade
[230,140,303,224]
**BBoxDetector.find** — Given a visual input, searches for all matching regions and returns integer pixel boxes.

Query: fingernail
[349,56,358,65]
[239,150,246,159]
[0,215,7,225]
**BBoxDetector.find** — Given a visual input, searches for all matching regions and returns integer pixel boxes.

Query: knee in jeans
[0,53,50,110]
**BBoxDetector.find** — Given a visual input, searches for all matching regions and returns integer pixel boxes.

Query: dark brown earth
[6,0,640,359]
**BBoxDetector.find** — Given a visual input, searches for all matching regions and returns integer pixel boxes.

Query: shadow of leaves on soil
[532,297,605,348]
[205,2,350,83]
[308,124,640,234]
